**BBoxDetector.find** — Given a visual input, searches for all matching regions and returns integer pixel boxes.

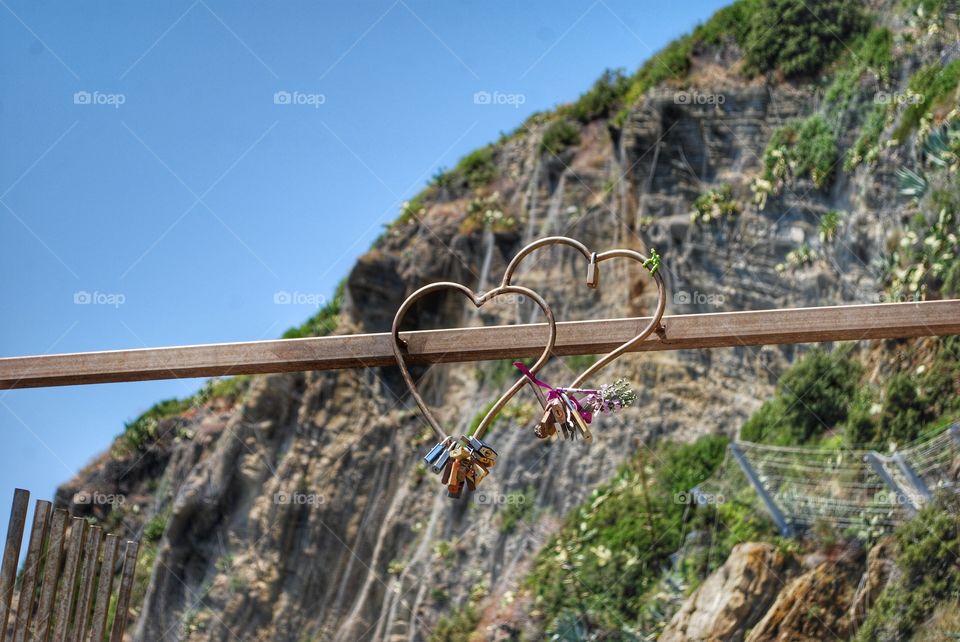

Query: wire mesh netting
[697,424,960,534]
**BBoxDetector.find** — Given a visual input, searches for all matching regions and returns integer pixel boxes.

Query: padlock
[447,459,464,498]
[464,465,478,492]
[535,405,558,439]
[564,395,593,442]
[473,464,490,485]
[467,436,498,461]
[586,252,600,288]
[550,399,576,440]
[440,458,453,485]
[430,448,452,474]
[424,441,445,466]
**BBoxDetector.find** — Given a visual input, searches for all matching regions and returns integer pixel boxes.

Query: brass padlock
[550,399,575,440]
[535,404,558,439]
[586,252,600,288]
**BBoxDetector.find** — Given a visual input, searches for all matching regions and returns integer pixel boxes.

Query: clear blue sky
[0,0,730,544]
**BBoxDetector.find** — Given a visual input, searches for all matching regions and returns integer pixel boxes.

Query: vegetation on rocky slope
[61,0,960,638]
[525,435,739,636]
[855,492,960,641]
[522,335,960,638]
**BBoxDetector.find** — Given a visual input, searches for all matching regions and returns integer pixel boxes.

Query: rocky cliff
[53,0,960,639]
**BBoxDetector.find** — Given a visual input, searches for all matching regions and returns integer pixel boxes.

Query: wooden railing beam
[1,300,958,390]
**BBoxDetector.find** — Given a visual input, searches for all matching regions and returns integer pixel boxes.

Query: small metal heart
[392,281,558,442]
[501,236,667,389]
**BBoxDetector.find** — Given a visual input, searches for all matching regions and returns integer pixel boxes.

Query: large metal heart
[391,282,557,442]
[500,236,667,389]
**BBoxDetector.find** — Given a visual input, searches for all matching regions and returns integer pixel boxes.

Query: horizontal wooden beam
[1,300,958,390]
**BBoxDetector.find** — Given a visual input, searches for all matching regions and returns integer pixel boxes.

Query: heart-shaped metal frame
[501,235,667,391]
[392,281,558,442]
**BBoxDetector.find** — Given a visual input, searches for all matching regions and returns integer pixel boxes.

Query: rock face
[52,12,947,641]
[745,558,863,642]
[660,543,800,642]
[660,541,898,642]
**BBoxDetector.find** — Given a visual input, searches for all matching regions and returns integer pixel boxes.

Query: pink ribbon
[513,362,595,423]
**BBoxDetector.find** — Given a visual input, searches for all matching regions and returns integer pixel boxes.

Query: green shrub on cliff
[845,103,889,171]
[855,493,960,642]
[743,0,868,77]
[567,69,631,124]
[740,348,862,445]
[893,60,960,141]
[456,146,498,188]
[281,279,344,339]
[540,119,581,156]
[690,184,740,224]
[761,115,839,190]
[525,436,728,635]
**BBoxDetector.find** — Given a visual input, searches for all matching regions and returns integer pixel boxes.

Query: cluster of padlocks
[423,435,499,498]
[533,392,593,441]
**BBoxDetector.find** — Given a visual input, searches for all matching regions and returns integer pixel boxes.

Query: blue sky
[0,0,729,544]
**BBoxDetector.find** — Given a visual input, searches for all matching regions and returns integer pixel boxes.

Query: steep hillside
[51,0,960,639]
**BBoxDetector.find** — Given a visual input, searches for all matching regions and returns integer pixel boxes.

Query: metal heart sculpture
[392,281,558,497]
[391,281,557,436]
[498,236,667,437]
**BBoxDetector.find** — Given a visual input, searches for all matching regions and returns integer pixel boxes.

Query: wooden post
[0,489,28,642]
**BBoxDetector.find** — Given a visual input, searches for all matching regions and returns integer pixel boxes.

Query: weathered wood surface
[0,490,28,641]
[0,491,140,642]
[1,300,958,389]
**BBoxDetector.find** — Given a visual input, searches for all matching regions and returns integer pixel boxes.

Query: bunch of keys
[423,435,498,498]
